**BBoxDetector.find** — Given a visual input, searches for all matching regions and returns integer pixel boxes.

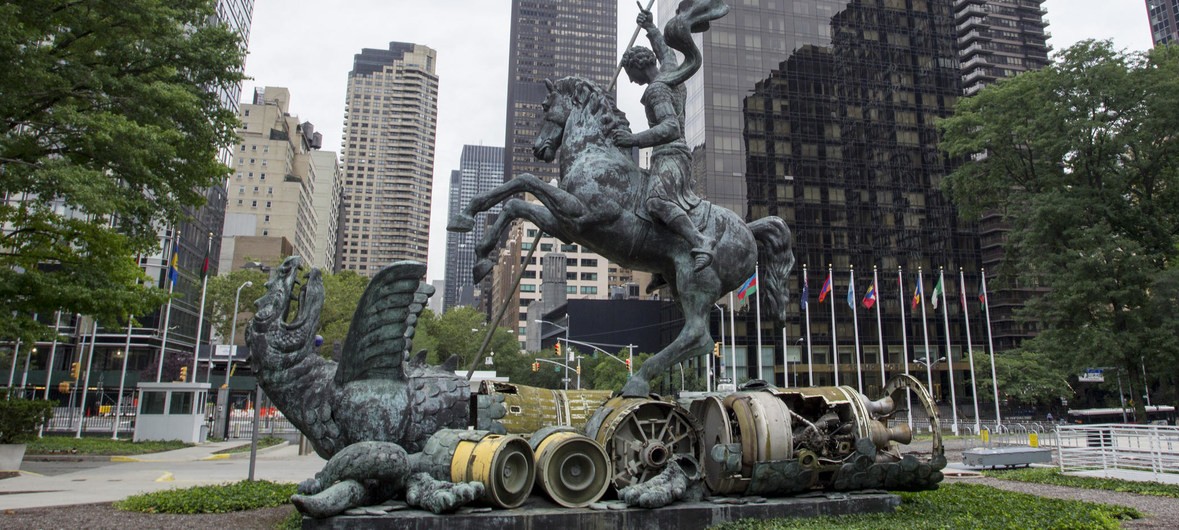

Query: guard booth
[134,382,212,443]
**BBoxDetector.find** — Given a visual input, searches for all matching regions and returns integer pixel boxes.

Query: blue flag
[847,274,855,309]
[800,275,809,310]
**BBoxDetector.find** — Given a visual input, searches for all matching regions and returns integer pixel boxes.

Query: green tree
[414,307,520,370]
[0,0,246,343]
[940,41,1179,421]
[315,270,371,358]
[205,269,270,347]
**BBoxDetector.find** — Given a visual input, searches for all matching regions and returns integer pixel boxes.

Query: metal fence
[1055,424,1179,480]
[40,405,298,439]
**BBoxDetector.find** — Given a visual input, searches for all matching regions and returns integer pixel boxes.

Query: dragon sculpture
[245,257,484,517]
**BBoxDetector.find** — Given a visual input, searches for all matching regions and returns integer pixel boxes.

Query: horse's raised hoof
[620,377,650,398]
[473,259,494,283]
[447,214,475,233]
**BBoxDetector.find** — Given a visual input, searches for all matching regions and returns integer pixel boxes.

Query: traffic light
[713,342,721,357]
[555,343,562,357]
[70,362,80,379]
[178,366,188,382]
[532,361,539,372]
[625,358,631,369]
[58,381,71,393]
[576,365,581,375]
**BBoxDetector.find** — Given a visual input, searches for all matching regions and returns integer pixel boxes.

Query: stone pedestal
[303,492,901,530]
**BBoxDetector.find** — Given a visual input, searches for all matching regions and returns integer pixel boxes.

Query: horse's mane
[553,77,631,136]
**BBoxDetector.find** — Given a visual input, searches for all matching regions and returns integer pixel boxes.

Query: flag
[199,246,210,280]
[931,275,945,310]
[911,279,922,309]
[978,280,987,308]
[846,274,855,309]
[168,238,179,286]
[737,273,757,301]
[800,275,809,310]
[862,281,877,309]
[818,272,832,302]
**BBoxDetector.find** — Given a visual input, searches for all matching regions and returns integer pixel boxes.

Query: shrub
[0,388,55,444]
[114,480,297,514]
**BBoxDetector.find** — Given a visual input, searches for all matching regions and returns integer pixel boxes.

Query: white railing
[1056,424,1179,480]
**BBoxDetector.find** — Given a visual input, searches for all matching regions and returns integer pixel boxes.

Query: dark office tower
[729,1,982,404]
[505,0,616,187]
[444,145,505,312]
[955,0,1049,97]
[1147,0,1179,45]
[338,43,439,274]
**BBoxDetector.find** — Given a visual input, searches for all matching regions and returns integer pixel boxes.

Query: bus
[1067,405,1176,425]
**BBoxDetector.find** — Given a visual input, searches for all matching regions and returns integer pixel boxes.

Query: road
[2,441,326,511]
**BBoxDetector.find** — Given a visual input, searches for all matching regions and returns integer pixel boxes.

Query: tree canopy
[0,0,245,342]
[939,41,1179,419]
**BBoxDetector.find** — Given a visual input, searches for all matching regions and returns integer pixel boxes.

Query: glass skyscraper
[444,145,505,312]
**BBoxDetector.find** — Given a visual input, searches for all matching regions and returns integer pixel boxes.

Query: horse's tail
[748,216,795,324]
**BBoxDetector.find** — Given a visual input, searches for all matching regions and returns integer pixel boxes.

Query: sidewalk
[0,441,326,511]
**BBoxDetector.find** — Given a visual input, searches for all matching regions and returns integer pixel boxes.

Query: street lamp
[225,280,253,391]
[240,261,270,481]
[535,319,570,390]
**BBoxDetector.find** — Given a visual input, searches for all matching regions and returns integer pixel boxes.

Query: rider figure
[614,8,715,272]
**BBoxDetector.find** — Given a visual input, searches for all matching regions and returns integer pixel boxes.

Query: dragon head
[248,256,324,356]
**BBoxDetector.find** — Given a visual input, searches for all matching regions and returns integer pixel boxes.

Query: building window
[264,215,270,222]
[561,244,578,253]
[262,230,268,236]
[581,259,598,267]
[265,201,272,208]
[580,286,597,295]
[566,286,577,294]
[580,273,597,281]
[251,200,257,207]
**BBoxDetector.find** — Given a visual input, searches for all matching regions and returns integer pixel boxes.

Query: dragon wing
[334,261,434,386]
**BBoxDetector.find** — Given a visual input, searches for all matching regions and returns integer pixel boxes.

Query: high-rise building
[1147,0,1179,45]
[494,0,618,346]
[337,43,439,275]
[223,87,320,269]
[444,145,504,312]
[309,150,342,272]
[955,0,1049,97]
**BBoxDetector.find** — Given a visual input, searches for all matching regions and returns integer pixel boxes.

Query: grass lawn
[710,483,1140,529]
[983,466,1179,498]
[26,436,191,455]
[115,480,297,514]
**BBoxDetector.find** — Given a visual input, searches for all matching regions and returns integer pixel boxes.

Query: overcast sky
[242,0,1155,283]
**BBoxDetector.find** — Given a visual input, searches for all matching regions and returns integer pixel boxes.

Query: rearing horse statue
[448,75,795,397]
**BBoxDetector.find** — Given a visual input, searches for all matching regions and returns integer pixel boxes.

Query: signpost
[1079,369,1105,383]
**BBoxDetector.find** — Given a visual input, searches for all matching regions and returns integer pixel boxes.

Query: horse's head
[533,77,629,163]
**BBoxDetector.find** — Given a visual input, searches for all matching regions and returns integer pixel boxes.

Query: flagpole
[754,264,764,382]
[729,292,736,386]
[829,264,838,387]
[982,268,1001,428]
[850,265,863,393]
[157,228,177,383]
[961,268,981,435]
[43,312,62,401]
[781,326,788,388]
[873,266,885,389]
[898,266,912,428]
[804,265,813,386]
[193,232,212,383]
[938,267,959,436]
[918,267,933,425]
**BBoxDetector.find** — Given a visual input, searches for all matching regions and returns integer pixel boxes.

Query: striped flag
[911,279,922,309]
[978,279,987,308]
[818,271,832,303]
[931,274,945,310]
[862,281,877,309]
[737,272,757,301]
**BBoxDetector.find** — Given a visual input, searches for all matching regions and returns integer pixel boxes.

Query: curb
[226,440,291,459]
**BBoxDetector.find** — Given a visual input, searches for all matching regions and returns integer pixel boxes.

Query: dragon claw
[405,473,485,514]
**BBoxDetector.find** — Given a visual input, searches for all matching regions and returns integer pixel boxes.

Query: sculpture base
[302,492,901,530]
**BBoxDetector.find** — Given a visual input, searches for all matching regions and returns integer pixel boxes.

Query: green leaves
[0,0,245,343]
[0,388,55,444]
[114,480,297,514]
